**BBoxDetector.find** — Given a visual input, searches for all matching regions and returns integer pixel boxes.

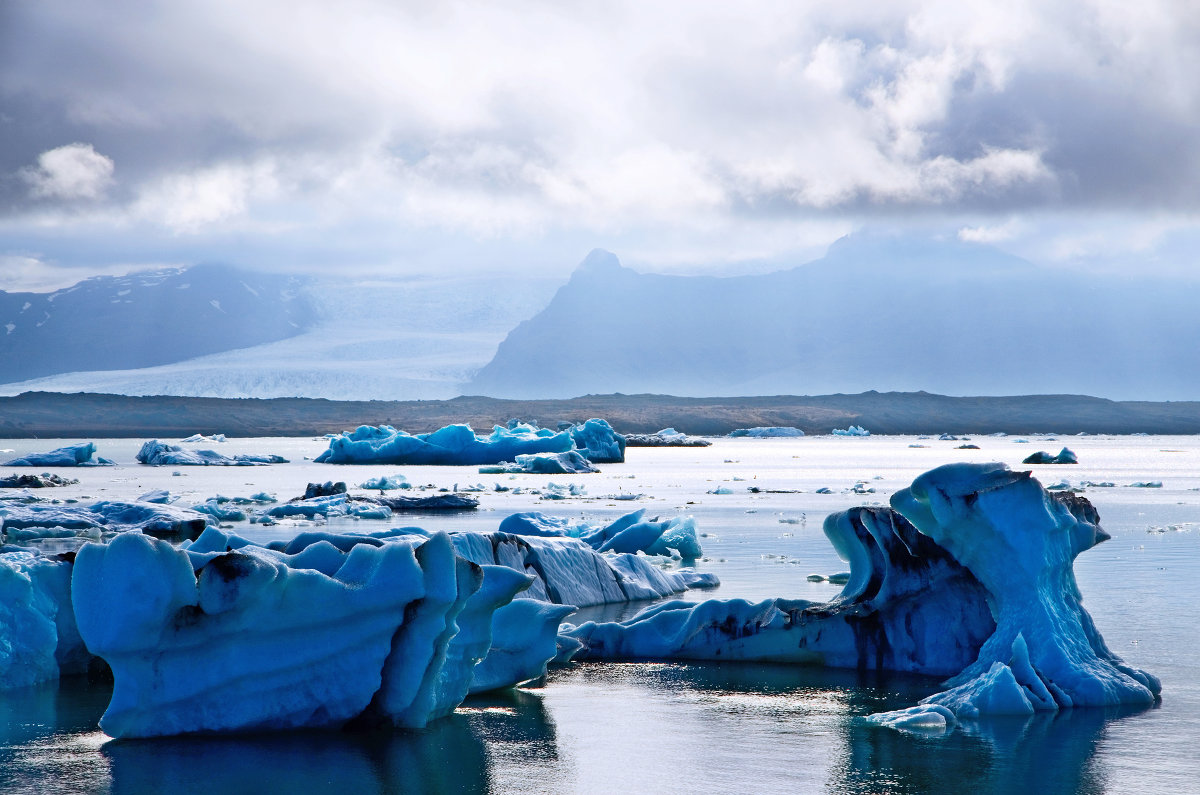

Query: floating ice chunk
[449,531,714,607]
[1,501,209,544]
[180,434,226,443]
[316,423,572,466]
[479,451,599,475]
[625,428,712,447]
[2,443,114,467]
[729,427,804,438]
[192,500,247,523]
[317,419,624,466]
[266,494,350,519]
[1128,481,1163,488]
[894,463,1161,717]
[470,599,577,693]
[568,418,626,463]
[832,426,871,436]
[863,704,956,733]
[0,550,85,689]
[1022,447,1078,464]
[137,440,287,466]
[72,532,429,737]
[359,474,411,491]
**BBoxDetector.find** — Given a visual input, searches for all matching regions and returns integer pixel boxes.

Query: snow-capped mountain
[0,264,312,383]
[0,269,559,401]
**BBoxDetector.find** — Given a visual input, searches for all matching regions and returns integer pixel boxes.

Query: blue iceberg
[316,419,625,466]
[2,443,114,467]
[566,463,1159,722]
[479,451,599,475]
[137,440,288,466]
[729,427,805,438]
[498,508,703,559]
[831,425,871,436]
[1022,447,1078,464]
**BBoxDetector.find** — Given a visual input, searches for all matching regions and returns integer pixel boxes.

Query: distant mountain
[0,271,559,401]
[0,264,312,383]
[467,237,1200,401]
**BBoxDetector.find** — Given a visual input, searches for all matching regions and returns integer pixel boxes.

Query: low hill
[1,390,1197,438]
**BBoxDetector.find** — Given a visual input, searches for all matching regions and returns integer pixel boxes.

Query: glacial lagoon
[2,434,1198,794]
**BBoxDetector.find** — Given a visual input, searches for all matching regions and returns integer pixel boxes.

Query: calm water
[2,434,1198,793]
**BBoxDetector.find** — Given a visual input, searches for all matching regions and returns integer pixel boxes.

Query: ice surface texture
[2,442,114,467]
[137,440,287,466]
[568,462,1160,720]
[315,419,624,466]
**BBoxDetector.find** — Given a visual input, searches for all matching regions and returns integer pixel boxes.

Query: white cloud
[22,143,114,200]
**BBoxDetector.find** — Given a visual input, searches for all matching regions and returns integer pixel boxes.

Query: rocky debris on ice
[0,473,79,488]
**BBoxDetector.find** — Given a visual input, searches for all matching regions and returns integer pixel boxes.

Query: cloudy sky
[2,0,1198,291]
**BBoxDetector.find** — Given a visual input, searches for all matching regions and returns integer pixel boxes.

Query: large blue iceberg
[315,419,625,466]
[4,506,717,734]
[2,443,114,467]
[566,463,1160,722]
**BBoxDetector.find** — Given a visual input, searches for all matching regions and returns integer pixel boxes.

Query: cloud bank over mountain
[2,1,1199,290]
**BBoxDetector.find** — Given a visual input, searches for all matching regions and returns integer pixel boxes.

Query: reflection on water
[0,660,1161,794]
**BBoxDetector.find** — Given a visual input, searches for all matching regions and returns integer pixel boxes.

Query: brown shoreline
[1,390,1197,438]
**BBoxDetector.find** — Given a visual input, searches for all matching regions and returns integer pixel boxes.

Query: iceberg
[0,473,78,488]
[625,428,712,447]
[498,509,703,559]
[567,463,1159,721]
[2,443,114,467]
[315,419,624,466]
[58,513,716,737]
[479,451,599,475]
[729,427,805,438]
[137,440,287,466]
[2,500,210,545]
[0,550,87,690]
[831,425,871,436]
[568,418,626,463]
[359,474,411,491]
[1022,447,1078,464]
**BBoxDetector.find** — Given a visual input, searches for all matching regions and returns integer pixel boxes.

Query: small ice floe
[1022,447,1078,465]
[1128,481,1163,488]
[832,426,870,436]
[180,433,226,443]
[360,474,411,491]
